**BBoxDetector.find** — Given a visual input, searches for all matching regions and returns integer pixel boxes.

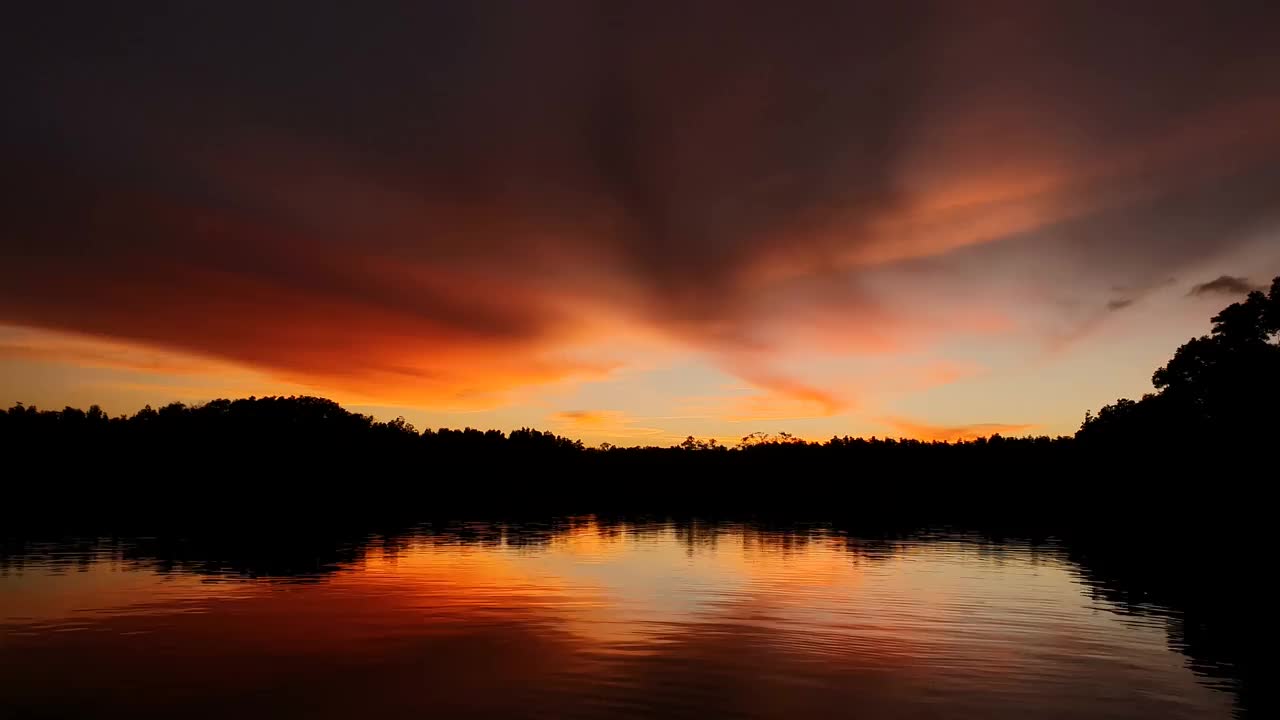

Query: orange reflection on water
[0,520,1238,720]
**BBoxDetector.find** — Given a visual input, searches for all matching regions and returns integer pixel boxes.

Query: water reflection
[0,520,1249,719]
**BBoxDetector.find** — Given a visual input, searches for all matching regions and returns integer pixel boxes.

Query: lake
[0,519,1248,719]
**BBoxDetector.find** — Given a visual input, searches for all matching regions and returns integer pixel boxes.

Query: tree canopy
[1080,276,1280,446]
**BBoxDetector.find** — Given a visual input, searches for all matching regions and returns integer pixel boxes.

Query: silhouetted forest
[2,277,1276,526]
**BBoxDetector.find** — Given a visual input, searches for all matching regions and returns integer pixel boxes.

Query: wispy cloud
[881,417,1036,442]
[550,410,622,429]
[548,410,669,444]
[0,326,235,376]
[676,371,851,424]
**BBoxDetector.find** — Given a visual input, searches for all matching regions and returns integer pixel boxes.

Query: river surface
[0,519,1246,719]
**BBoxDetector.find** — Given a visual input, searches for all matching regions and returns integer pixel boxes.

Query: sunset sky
[3,3,1279,445]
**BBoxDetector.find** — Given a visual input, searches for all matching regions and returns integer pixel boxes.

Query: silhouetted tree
[1081,275,1280,447]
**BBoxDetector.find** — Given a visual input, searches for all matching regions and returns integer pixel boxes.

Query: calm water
[0,520,1245,719]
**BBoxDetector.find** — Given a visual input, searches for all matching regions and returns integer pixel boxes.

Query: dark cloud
[1188,276,1264,297]
[1111,278,1176,294]
[1105,276,1181,311]
[3,2,1280,402]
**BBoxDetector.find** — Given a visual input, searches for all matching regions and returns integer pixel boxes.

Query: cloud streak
[548,410,669,444]
[882,419,1037,443]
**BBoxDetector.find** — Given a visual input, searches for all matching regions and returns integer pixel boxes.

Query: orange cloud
[550,410,618,428]
[2,179,626,410]
[733,372,847,419]
[881,418,1036,443]
[741,98,1280,294]
[912,361,980,389]
[547,410,670,445]
[0,326,232,377]
[679,377,848,425]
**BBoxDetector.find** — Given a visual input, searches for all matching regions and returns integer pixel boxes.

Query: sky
[3,2,1279,446]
